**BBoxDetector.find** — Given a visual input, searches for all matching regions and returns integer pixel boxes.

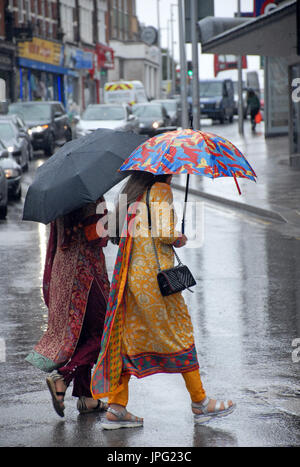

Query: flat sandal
[77,396,108,414]
[101,407,143,430]
[46,373,66,418]
[192,396,236,424]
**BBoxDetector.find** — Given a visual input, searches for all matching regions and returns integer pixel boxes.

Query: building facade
[0,1,17,103]
[0,0,162,108]
[2,0,114,111]
[107,0,160,99]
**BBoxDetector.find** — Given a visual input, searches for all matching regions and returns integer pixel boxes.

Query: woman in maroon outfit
[26,198,110,417]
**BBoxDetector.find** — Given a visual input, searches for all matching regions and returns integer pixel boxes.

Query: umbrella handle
[181,174,190,234]
[231,170,242,195]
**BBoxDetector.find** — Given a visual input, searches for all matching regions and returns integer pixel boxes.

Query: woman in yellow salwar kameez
[91,172,235,429]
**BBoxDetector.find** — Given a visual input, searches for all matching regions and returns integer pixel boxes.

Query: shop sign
[18,37,64,67]
[74,50,93,69]
[254,0,277,16]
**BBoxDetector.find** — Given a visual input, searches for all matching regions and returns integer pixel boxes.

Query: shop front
[17,37,68,106]
[64,45,95,115]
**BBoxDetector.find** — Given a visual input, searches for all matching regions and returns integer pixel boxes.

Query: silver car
[75,104,140,138]
[0,119,30,171]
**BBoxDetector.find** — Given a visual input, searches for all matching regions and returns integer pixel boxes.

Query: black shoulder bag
[146,187,196,296]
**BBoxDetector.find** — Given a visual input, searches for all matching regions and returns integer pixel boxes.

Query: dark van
[199,79,235,124]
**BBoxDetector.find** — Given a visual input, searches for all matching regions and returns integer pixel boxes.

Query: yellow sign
[18,37,63,66]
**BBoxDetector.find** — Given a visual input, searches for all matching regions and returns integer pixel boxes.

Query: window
[60,0,75,42]
[97,1,107,44]
[18,0,24,23]
[24,0,31,22]
[80,1,93,44]
[41,0,46,35]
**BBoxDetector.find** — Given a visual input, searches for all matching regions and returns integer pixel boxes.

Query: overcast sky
[135,0,259,79]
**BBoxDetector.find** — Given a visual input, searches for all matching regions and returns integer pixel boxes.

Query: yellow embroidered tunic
[121,182,199,376]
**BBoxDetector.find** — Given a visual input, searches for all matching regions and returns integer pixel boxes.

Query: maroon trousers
[58,280,106,397]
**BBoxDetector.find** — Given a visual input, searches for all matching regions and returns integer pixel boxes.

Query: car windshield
[0,123,17,141]
[8,103,52,121]
[0,139,6,152]
[82,106,125,121]
[154,101,176,112]
[200,82,223,97]
[132,105,162,118]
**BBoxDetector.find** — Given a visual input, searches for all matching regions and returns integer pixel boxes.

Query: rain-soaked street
[0,121,300,448]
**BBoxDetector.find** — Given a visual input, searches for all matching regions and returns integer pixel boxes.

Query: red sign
[254,0,277,16]
[214,55,247,77]
[96,43,114,70]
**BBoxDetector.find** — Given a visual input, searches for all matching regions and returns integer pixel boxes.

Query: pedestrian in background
[91,172,235,429]
[26,199,110,417]
[247,89,261,132]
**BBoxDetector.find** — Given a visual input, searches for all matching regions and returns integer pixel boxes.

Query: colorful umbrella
[119,128,257,232]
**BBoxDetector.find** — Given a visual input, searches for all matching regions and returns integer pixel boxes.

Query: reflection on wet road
[0,147,299,447]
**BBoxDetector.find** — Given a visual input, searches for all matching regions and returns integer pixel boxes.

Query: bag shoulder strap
[146,186,182,271]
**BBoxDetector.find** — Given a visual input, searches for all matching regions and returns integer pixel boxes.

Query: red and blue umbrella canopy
[119,129,257,194]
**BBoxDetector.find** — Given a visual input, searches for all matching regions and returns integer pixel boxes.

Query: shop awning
[18,57,70,75]
[199,0,297,57]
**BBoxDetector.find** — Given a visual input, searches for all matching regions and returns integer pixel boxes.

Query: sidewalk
[172,119,300,232]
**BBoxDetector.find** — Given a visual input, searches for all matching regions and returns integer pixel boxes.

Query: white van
[104,80,147,105]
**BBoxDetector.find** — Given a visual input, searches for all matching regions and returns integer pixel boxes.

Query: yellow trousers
[108,369,206,407]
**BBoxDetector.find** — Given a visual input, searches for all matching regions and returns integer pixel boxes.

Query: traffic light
[187,61,193,78]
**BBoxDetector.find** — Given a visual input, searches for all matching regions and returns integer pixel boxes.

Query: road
[0,121,300,447]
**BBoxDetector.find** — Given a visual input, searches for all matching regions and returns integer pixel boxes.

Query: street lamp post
[237,0,244,135]
[170,4,177,96]
[157,0,162,98]
[191,0,200,130]
[178,0,189,128]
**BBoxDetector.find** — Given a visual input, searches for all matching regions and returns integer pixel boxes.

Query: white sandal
[192,397,236,424]
[101,407,143,430]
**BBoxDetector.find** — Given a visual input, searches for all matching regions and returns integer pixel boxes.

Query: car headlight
[152,121,161,129]
[30,124,49,133]
[7,146,14,153]
[4,168,21,179]
[139,123,145,128]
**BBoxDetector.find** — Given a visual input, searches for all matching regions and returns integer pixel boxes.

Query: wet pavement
[0,120,300,447]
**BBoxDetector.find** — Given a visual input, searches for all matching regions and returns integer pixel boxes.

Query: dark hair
[111,171,171,244]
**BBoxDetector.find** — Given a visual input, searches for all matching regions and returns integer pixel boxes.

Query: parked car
[0,165,8,219]
[8,101,72,156]
[0,114,34,160]
[198,79,235,123]
[0,138,22,201]
[132,103,171,136]
[75,104,140,137]
[151,99,180,127]
[0,119,30,171]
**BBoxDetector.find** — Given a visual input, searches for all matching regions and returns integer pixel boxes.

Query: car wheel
[45,133,55,157]
[0,205,7,219]
[29,143,34,161]
[23,160,29,172]
[12,185,22,201]
[65,127,72,142]
[219,111,225,124]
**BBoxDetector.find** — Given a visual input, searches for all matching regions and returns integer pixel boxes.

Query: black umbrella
[23,128,147,224]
